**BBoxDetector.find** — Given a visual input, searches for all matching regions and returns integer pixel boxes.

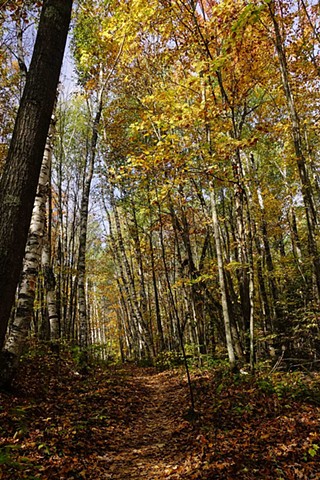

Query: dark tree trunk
[0,0,73,349]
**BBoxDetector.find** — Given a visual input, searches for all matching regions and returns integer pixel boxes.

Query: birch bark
[42,232,60,340]
[0,138,52,385]
[0,0,73,349]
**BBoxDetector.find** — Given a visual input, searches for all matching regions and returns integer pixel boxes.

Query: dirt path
[2,356,320,479]
[99,368,196,479]
[1,362,201,480]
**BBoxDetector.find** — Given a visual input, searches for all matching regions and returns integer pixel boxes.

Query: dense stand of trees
[0,0,319,384]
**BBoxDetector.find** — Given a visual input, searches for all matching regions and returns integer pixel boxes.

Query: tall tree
[0,135,52,386]
[268,0,320,298]
[0,0,73,349]
[77,91,103,354]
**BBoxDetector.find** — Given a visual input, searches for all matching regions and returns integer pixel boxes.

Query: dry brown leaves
[0,349,319,479]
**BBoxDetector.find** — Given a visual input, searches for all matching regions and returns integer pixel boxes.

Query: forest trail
[0,358,202,480]
[100,368,195,479]
[1,349,320,479]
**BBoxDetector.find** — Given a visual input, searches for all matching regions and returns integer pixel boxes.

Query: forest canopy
[0,0,320,377]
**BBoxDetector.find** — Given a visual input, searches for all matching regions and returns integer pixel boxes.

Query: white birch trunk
[0,138,52,383]
[42,233,59,340]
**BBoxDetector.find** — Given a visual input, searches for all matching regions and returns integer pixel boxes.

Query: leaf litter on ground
[0,346,319,479]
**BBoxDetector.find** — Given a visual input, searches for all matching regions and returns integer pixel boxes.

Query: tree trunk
[77,95,103,356]
[0,0,73,349]
[269,1,320,298]
[146,186,165,352]
[0,137,53,386]
[42,230,60,340]
[210,183,236,371]
[110,187,153,358]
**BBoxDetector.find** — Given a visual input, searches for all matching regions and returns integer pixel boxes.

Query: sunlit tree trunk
[147,184,165,351]
[129,202,150,340]
[105,185,150,358]
[111,195,154,358]
[210,183,236,371]
[0,137,52,385]
[269,0,320,299]
[77,95,103,356]
[249,153,281,336]
[42,229,59,340]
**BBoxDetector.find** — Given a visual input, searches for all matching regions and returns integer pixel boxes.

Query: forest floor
[1,347,320,479]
